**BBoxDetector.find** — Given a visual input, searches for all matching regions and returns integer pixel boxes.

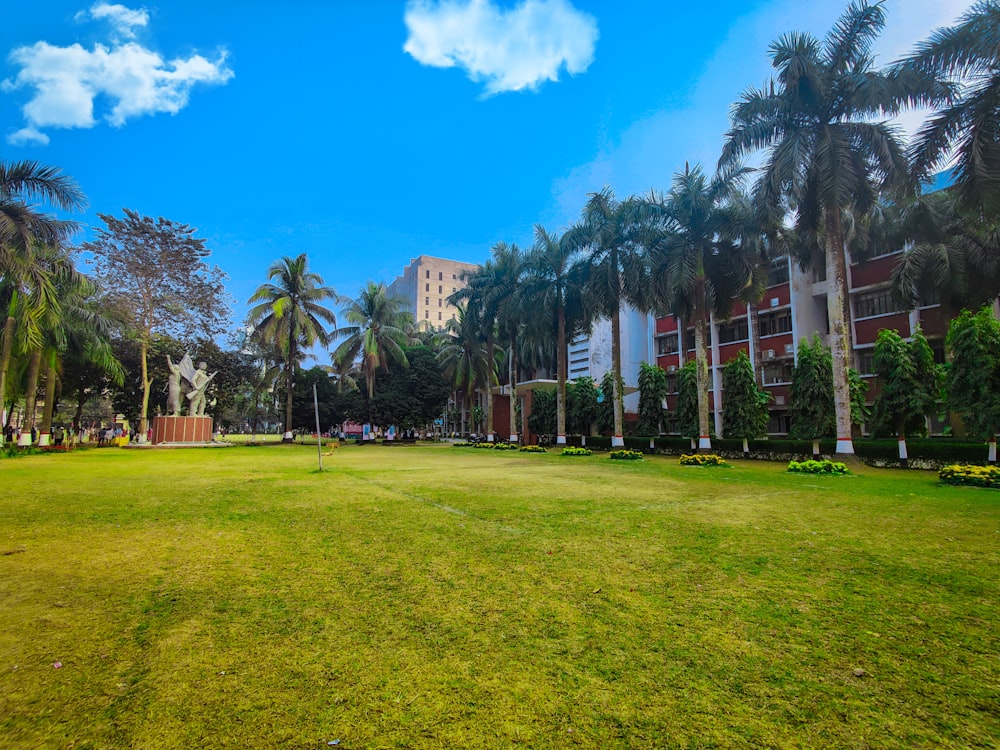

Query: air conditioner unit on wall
[784,343,794,354]
[775,395,786,405]
[668,365,677,373]
[764,349,775,360]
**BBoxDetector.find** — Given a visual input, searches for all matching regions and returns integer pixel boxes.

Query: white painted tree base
[612,435,624,448]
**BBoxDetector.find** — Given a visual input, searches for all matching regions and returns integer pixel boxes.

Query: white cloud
[403,0,598,96]
[84,2,150,39]
[4,6,233,145]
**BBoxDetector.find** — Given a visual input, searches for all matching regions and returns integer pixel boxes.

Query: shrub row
[787,459,849,475]
[679,453,730,467]
[939,464,1000,489]
[609,449,643,461]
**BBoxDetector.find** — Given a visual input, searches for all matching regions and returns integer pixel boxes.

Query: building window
[438,312,442,320]
[665,374,678,393]
[918,287,940,307]
[717,318,749,344]
[425,283,429,292]
[438,298,442,307]
[931,339,945,364]
[767,412,791,434]
[763,361,794,385]
[759,310,792,337]
[438,285,442,294]
[685,327,712,349]
[425,297,429,305]
[452,274,457,280]
[425,270,430,279]
[855,287,900,319]
[425,311,429,319]
[657,332,679,356]
[856,349,875,375]
[767,257,790,287]
[438,272,443,280]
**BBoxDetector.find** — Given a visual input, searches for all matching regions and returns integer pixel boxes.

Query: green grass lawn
[1,444,998,749]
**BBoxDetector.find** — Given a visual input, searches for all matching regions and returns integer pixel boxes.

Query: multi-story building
[387,254,479,328]
[652,248,986,436]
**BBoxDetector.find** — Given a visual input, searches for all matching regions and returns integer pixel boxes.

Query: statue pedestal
[152,416,213,445]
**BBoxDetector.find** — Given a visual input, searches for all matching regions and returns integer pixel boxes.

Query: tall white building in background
[387,255,479,328]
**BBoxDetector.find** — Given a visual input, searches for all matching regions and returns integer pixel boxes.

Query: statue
[166,356,183,416]
[186,361,216,417]
[167,354,218,417]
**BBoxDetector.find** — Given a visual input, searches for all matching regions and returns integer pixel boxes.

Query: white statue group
[166,354,217,417]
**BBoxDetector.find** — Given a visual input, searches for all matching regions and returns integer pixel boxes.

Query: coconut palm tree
[720,0,946,455]
[642,163,755,451]
[524,225,589,444]
[564,187,646,447]
[247,254,339,441]
[332,281,415,401]
[898,1,1000,216]
[436,303,493,436]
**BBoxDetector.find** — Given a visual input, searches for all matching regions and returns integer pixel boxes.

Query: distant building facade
[387,255,479,328]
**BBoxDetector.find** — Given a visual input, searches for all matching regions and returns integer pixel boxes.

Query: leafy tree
[674,360,699,443]
[721,0,945,455]
[567,375,599,436]
[332,281,415,400]
[636,361,667,436]
[527,388,557,437]
[788,335,835,454]
[597,370,624,436]
[946,306,1000,461]
[870,327,941,465]
[565,187,646,446]
[246,253,337,440]
[291,366,339,434]
[722,350,771,455]
[365,346,450,430]
[84,209,230,442]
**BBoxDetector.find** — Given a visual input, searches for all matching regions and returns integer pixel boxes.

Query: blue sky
[2,0,975,332]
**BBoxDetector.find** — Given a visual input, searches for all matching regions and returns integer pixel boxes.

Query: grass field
[1,443,998,749]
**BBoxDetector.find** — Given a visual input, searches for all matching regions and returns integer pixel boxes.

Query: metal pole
[313,383,323,471]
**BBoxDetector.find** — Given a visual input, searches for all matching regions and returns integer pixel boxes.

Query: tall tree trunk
[826,211,854,455]
[748,303,763,389]
[694,281,712,452]
[39,354,57,446]
[284,337,295,442]
[556,304,567,445]
[485,332,495,441]
[611,303,624,447]
[508,338,518,442]
[19,349,42,446]
[0,313,15,446]
[138,338,151,443]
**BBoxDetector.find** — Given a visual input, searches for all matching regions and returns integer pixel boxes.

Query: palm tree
[332,281,415,402]
[564,187,646,447]
[720,0,945,455]
[642,163,755,451]
[525,224,588,445]
[436,303,493,436]
[0,161,85,443]
[247,254,339,441]
[325,346,360,394]
[898,1,1000,216]
[486,243,526,442]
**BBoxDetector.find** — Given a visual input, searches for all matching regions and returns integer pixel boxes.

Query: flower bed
[939,463,1000,489]
[609,449,643,461]
[561,446,592,457]
[518,445,546,453]
[679,453,730,467]
[787,459,849,475]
